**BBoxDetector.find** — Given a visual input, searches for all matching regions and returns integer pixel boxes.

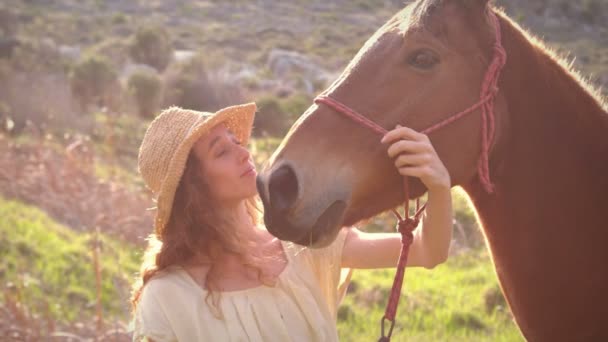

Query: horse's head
[257,0,508,247]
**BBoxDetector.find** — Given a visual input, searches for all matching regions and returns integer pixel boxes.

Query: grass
[0,134,524,339]
[251,136,283,169]
[338,249,524,341]
[0,195,141,324]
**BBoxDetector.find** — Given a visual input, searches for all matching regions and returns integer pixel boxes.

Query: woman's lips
[241,166,257,177]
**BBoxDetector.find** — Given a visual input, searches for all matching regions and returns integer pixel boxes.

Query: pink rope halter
[314,9,506,342]
[315,11,506,194]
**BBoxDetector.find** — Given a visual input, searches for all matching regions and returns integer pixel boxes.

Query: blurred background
[0,0,606,340]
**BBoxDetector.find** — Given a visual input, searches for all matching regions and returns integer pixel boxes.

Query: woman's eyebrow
[208,135,222,151]
[208,131,237,151]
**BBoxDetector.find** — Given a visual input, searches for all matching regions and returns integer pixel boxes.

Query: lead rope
[314,8,505,341]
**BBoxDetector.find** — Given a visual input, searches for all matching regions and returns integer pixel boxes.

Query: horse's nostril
[269,165,299,213]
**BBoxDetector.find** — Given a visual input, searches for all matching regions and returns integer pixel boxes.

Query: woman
[131,103,452,341]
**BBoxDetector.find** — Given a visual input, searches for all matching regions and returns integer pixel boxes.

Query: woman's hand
[342,126,453,270]
[381,125,451,191]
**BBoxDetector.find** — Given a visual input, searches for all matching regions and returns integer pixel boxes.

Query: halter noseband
[313,9,506,342]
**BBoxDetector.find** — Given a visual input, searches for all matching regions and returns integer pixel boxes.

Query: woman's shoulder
[134,268,186,342]
[280,228,351,265]
[140,266,193,301]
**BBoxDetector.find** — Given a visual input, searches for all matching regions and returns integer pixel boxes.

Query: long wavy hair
[131,148,276,316]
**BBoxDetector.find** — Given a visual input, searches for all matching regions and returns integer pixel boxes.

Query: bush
[86,38,130,68]
[129,24,173,72]
[111,12,128,25]
[1,60,83,135]
[0,100,12,133]
[69,54,118,111]
[0,7,19,38]
[163,55,219,111]
[128,70,162,118]
[253,92,312,137]
[254,96,287,137]
[280,92,311,121]
[452,188,484,249]
[581,0,604,23]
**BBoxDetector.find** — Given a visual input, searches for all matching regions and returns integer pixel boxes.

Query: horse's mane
[495,8,607,112]
[412,1,607,112]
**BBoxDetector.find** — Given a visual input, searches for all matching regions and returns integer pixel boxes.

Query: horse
[256,0,608,340]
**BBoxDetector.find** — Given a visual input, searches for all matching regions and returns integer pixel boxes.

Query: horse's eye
[407,49,439,70]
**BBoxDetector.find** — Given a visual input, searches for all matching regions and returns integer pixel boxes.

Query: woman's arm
[341,125,453,269]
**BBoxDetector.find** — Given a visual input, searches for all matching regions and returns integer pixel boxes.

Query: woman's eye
[215,138,241,157]
[216,149,228,157]
[407,49,439,70]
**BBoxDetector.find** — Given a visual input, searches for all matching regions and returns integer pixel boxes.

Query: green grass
[251,136,283,169]
[0,140,524,339]
[0,196,141,323]
[338,249,523,341]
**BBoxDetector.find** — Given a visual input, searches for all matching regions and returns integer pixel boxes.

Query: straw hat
[138,103,257,235]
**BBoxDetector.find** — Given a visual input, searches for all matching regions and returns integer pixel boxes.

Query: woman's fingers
[382,125,451,191]
[381,125,427,145]
[397,165,432,179]
[386,139,429,158]
[394,153,432,168]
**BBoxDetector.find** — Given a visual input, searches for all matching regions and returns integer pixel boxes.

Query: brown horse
[256,0,608,340]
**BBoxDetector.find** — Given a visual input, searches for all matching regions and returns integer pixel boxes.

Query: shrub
[0,100,12,133]
[163,55,218,111]
[254,96,287,137]
[69,54,118,111]
[111,12,128,25]
[0,7,19,37]
[253,92,311,137]
[86,38,130,68]
[581,0,603,23]
[129,24,173,72]
[280,92,311,121]
[127,70,162,118]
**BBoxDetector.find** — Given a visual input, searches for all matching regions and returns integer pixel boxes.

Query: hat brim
[154,102,256,235]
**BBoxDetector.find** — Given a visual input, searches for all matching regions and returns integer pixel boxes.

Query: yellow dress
[132,229,352,342]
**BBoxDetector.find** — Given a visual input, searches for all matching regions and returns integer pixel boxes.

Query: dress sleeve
[132,282,177,342]
[307,227,353,321]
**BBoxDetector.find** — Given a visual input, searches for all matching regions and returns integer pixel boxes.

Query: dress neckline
[177,239,293,295]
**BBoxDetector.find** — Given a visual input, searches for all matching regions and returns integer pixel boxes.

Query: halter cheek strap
[313,9,506,342]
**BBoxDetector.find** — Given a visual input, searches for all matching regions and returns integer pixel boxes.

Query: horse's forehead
[397,2,486,51]
[407,1,484,30]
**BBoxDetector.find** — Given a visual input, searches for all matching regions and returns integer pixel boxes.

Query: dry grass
[0,133,153,245]
[0,133,147,338]
[0,296,131,341]
[0,195,141,340]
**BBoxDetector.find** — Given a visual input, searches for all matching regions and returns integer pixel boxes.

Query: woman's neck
[193,200,273,262]
[214,199,257,235]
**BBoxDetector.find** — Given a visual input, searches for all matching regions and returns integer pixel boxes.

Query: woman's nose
[237,144,251,163]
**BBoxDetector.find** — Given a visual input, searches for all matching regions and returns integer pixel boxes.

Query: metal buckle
[379,316,396,341]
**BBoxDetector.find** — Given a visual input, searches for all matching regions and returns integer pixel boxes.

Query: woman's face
[192,124,257,204]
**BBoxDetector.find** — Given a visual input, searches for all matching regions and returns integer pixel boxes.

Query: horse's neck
[462,15,608,340]
[462,8,608,285]
[466,13,608,230]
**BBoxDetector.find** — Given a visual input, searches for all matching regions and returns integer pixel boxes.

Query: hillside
[0,0,606,340]
[2,0,606,94]
[0,196,138,339]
